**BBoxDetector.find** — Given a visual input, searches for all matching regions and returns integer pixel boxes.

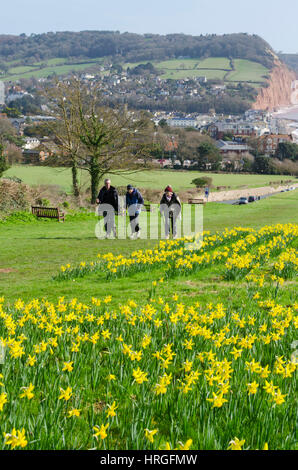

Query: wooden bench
[188,198,206,205]
[143,203,155,212]
[31,206,65,222]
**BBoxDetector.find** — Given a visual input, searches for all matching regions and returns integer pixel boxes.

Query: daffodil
[68,408,81,417]
[0,392,8,411]
[62,361,74,372]
[19,383,35,400]
[247,381,259,395]
[106,401,118,418]
[228,437,245,450]
[59,386,72,401]
[132,367,148,384]
[4,428,28,449]
[144,428,158,443]
[93,423,109,440]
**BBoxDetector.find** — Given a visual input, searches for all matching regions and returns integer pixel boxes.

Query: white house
[167,118,199,128]
[23,137,41,150]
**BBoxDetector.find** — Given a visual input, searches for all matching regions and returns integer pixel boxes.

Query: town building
[167,117,199,128]
[257,134,293,156]
[206,120,266,139]
[215,140,251,155]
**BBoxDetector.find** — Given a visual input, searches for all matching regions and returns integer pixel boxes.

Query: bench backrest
[188,199,205,204]
[31,206,60,218]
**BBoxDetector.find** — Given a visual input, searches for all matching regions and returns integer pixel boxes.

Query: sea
[273,105,298,122]
[272,105,298,142]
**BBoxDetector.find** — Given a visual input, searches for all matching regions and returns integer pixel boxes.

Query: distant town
[0,69,297,175]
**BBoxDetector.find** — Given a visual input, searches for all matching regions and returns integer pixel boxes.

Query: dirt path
[197,183,298,202]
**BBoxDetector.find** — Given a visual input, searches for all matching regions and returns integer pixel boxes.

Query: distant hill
[0,31,275,68]
[279,54,298,74]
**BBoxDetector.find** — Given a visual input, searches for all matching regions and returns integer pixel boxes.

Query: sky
[1,0,297,53]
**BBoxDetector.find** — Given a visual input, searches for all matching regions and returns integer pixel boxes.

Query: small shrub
[41,198,50,207]
[191,177,213,188]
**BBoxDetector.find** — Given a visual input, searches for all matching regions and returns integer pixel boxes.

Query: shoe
[130,233,136,240]
[136,230,141,239]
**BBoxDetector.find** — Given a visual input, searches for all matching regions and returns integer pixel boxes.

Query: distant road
[218,188,297,205]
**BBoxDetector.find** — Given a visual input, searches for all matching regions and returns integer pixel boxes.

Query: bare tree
[66,78,153,203]
[43,80,84,198]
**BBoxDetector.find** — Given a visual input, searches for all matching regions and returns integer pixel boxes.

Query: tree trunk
[90,158,101,204]
[71,162,80,198]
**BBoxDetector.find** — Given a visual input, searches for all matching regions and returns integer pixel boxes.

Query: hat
[127,184,133,190]
[165,185,173,192]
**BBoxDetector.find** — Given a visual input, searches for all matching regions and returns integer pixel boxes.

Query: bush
[0,211,37,224]
[191,176,213,188]
[0,179,36,215]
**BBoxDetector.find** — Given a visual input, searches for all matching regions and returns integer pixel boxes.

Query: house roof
[216,140,250,151]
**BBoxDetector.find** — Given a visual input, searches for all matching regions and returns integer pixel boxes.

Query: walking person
[160,185,181,239]
[126,184,144,239]
[96,178,118,238]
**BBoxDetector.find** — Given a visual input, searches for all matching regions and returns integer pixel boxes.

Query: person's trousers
[165,214,177,237]
[103,211,116,235]
[129,214,140,233]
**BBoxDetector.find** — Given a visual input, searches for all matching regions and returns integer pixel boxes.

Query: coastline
[272,104,298,121]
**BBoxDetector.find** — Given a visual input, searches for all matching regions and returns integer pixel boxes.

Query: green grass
[160,68,227,80]
[123,57,268,83]
[3,166,296,194]
[8,66,37,74]
[0,190,297,304]
[156,59,201,70]
[0,189,296,449]
[1,56,269,84]
[226,59,269,82]
[2,63,101,82]
[197,57,231,70]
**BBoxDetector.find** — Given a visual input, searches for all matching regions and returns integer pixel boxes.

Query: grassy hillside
[0,189,296,450]
[4,166,294,194]
[0,55,269,86]
[0,59,104,82]
[0,190,297,303]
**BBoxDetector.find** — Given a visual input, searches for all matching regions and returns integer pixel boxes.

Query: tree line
[0,32,274,68]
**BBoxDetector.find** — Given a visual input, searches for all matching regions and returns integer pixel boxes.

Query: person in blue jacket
[126,184,144,239]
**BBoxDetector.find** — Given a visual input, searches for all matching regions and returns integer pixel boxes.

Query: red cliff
[252,60,296,111]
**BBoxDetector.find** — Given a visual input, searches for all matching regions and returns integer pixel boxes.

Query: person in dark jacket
[126,184,144,239]
[160,185,181,239]
[96,178,118,238]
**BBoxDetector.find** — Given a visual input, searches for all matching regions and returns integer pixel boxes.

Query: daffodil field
[0,223,297,450]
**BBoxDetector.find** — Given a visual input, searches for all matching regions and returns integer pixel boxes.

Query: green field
[123,57,269,83]
[160,68,227,80]
[0,187,297,449]
[3,166,295,195]
[1,56,270,85]
[226,59,269,83]
[0,57,104,82]
[0,190,297,303]
[197,57,231,70]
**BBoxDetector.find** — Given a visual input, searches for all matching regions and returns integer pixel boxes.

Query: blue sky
[1,0,297,53]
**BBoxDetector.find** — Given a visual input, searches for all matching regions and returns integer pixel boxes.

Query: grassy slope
[226,59,269,82]
[3,166,295,194]
[0,190,297,304]
[1,56,269,84]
